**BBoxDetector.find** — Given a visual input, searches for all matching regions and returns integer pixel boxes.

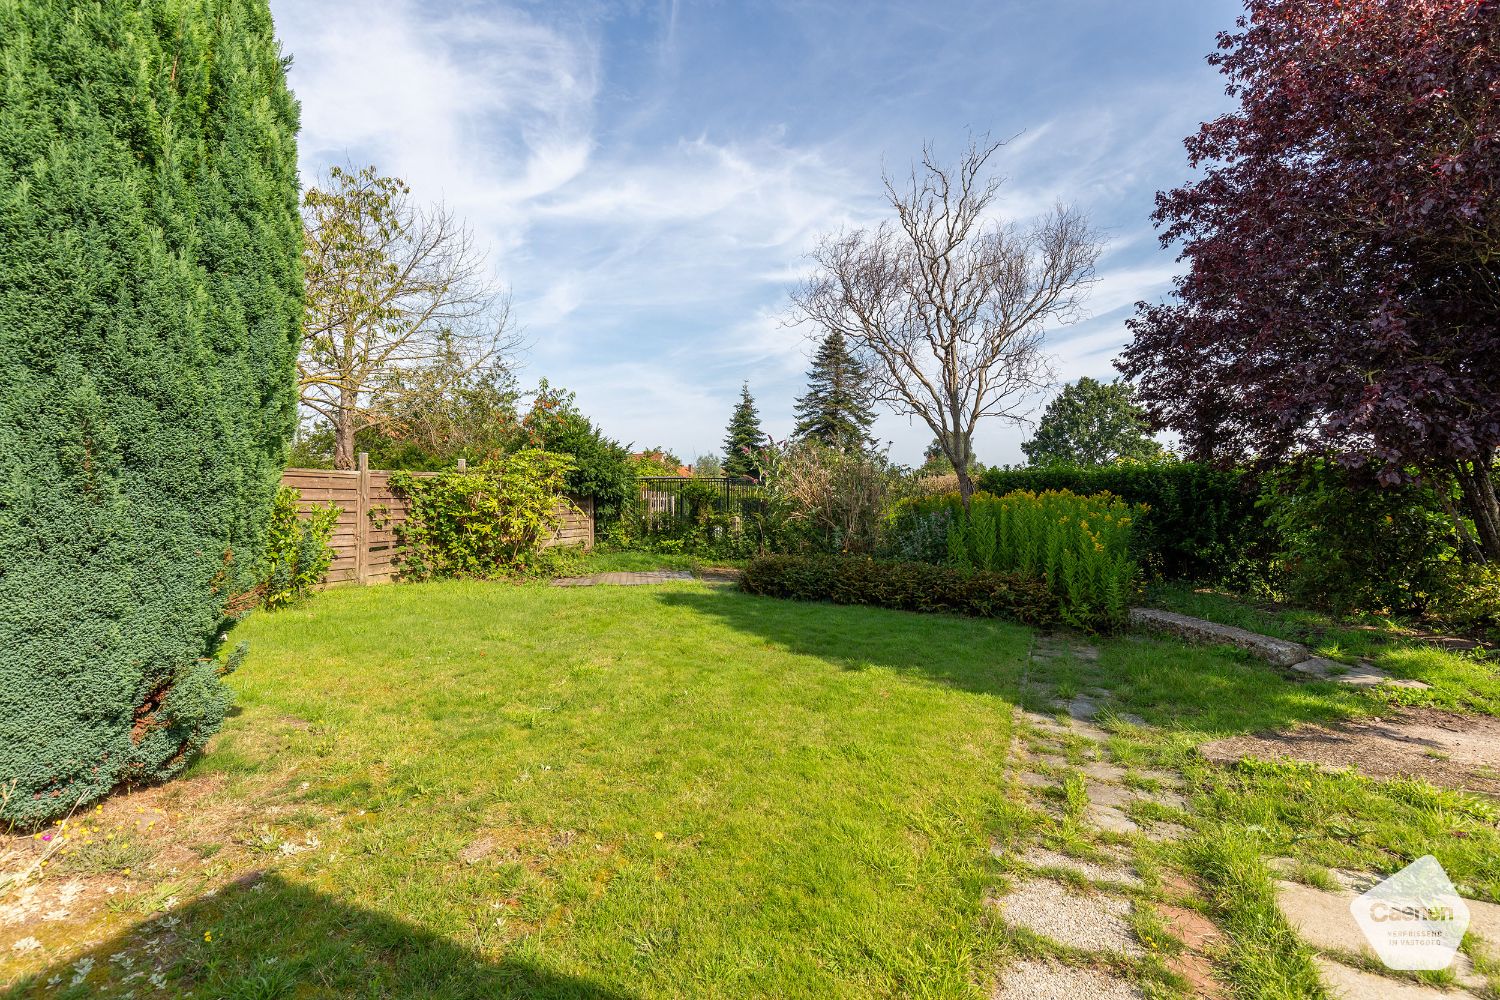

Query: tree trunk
[945,429,976,506]
[1453,451,1500,563]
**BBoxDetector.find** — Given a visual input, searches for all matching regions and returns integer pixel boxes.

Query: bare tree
[791,137,1103,501]
[300,164,520,469]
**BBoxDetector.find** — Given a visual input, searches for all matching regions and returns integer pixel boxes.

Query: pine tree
[722,383,767,478]
[792,329,876,451]
[0,1,302,824]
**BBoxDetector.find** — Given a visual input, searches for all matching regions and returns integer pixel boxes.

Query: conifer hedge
[0,1,302,824]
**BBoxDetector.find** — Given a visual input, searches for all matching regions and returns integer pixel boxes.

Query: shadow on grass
[7,873,636,1000]
[658,587,1375,739]
[655,587,1034,703]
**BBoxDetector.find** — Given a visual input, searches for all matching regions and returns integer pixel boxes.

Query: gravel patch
[992,959,1143,1000]
[993,877,1142,956]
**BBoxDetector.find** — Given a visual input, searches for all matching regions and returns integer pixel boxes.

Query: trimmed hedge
[740,555,1061,626]
[975,463,1266,582]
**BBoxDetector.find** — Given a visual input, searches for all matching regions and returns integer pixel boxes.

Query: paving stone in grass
[551,571,694,587]
[1140,821,1190,842]
[1274,880,1373,957]
[1314,956,1481,999]
[992,877,1143,956]
[1291,657,1433,690]
[1021,846,1142,887]
[1083,761,1126,783]
[992,959,1143,1000]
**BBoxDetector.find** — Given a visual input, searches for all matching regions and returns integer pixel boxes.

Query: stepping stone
[551,571,694,587]
[1061,697,1099,721]
[1158,902,1223,953]
[1075,645,1101,661]
[1022,846,1142,887]
[1140,821,1190,842]
[1129,608,1311,666]
[1088,805,1141,835]
[1290,657,1433,690]
[991,876,1143,956]
[993,959,1143,1000]
[1083,761,1126,783]
[1019,772,1054,790]
[1314,957,1481,999]
[1274,880,1373,957]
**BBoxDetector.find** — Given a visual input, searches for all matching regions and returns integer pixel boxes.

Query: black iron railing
[638,476,761,527]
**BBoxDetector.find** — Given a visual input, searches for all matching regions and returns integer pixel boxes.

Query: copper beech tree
[1121,0,1500,559]
[792,138,1103,502]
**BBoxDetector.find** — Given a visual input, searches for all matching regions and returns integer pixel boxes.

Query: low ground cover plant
[740,553,1060,625]
[886,489,1142,629]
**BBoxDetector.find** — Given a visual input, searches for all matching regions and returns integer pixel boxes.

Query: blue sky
[269,0,1241,466]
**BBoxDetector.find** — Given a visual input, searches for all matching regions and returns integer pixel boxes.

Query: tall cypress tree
[0,1,302,823]
[792,329,876,451]
[722,383,767,478]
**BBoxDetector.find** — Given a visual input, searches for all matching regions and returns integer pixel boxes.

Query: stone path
[995,622,1496,998]
[1271,863,1500,996]
[551,571,695,587]
[989,640,1228,998]
[1128,607,1432,691]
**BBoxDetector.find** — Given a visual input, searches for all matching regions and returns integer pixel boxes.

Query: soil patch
[1200,708,1500,796]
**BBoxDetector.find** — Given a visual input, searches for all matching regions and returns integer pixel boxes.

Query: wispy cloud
[271,0,1236,465]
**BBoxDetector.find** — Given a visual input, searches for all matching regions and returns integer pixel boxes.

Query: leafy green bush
[1434,564,1500,644]
[740,555,1060,626]
[1258,461,1461,616]
[259,487,340,610]
[0,1,301,824]
[889,490,1142,630]
[388,451,575,579]
[976,462,1265,583]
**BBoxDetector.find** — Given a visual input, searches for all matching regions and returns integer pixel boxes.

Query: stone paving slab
[1274,880,1373,957]
[1314,957,1481,999]
[1020,846,1142,887]
[1290,657,1433,690]
[992,877,1143,956]
[992,959,1143,1000]
[552,571,695,587]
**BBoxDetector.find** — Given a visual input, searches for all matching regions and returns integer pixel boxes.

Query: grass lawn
[3,578,1499,998]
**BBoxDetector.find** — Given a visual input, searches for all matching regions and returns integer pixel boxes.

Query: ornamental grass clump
[890,490,1144,630]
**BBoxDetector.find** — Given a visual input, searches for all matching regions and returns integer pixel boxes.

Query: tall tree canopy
[0,0,302,823]
[1022,377,1166,467]
[793,329,877,451]
[300,164,517,470]
[723,383,767,478]
[793,137,1103,501]
[1120,0,1500,558]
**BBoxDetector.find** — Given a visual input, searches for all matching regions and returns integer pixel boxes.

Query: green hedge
[740,555,1061,626]
[0,1,302,825]
[975,463,1265,582]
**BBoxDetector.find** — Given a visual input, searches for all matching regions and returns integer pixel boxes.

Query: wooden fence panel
[281,454,593,586]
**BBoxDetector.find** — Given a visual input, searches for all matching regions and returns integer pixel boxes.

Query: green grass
[6,580,1500,998]
[1148,582,1500,717]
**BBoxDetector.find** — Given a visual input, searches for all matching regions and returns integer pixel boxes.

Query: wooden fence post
[354,452,370,585]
